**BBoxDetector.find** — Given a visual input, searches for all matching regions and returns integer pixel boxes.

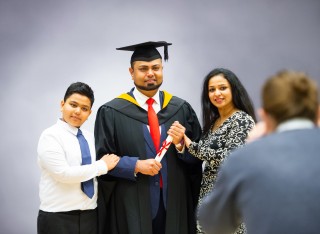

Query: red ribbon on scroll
[155,136,173,162]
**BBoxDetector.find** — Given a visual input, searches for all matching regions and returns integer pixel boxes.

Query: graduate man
[94,41,203,234]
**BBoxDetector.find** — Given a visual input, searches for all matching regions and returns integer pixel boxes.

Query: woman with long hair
[169,68,256,234]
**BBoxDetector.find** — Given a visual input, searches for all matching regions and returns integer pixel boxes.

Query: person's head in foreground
[198,70,320,234]
[260,69,319,131]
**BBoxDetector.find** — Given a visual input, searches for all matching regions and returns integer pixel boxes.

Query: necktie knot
[77,129,83,137]
[146,98,155,106]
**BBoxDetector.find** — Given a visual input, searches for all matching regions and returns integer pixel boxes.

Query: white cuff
[95,160,108,176]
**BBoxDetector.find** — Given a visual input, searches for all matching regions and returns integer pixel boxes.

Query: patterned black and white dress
[188,110,255,234]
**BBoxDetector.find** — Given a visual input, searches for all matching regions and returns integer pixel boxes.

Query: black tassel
[164,45,169,61]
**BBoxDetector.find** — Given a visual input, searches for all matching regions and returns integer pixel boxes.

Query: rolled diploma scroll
[155,135,173,162]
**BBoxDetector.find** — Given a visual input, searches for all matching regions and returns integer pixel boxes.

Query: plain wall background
[1,0,319,233]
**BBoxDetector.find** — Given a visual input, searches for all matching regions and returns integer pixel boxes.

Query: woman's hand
[167,121,185,145]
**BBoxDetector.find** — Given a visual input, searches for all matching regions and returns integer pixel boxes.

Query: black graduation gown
[94,90,202,234]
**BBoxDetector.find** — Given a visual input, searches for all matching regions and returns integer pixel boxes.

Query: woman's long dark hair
[201,68,257,135]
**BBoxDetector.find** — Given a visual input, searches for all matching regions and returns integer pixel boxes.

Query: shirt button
[155,182,159,186]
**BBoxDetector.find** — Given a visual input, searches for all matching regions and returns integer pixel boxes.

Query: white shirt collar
[132,88,160,111]
[57,118,79,136]
[276,118,315,133]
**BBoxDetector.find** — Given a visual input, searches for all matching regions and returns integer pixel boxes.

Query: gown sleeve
[94,105,138,181]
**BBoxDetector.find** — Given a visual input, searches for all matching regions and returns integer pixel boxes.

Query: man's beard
[134,82,162,91]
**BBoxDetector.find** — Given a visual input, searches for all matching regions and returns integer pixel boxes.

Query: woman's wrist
[175,139,184,151]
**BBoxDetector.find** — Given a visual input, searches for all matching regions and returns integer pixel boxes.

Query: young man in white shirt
[37,82,119,234]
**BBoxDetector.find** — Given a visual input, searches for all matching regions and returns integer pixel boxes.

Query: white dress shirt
[37,119,107,212]
[133,88,161,134]
[133,88,161,113]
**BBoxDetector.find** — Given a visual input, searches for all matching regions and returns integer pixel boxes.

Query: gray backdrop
[1,0,319,233]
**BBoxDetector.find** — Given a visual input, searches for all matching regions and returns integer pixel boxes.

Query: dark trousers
[37,209,97,234]
[152,189,166,234]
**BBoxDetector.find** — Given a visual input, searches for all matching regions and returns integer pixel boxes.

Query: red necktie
[146,98,163,188]
[146,98,160,151]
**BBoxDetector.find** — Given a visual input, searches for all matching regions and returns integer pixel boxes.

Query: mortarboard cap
[116,41,172,64]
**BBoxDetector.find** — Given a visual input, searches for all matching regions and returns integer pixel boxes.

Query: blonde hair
[262,70,319,124]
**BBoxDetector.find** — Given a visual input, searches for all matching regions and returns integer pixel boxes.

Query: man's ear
[317,105,320,126]
[60,100,65,112]
[258,108,266,122]
[129,67,134,80]
[259,108,276,133]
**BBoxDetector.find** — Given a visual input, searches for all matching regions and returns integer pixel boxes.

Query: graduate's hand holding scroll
[135,159,162,176]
